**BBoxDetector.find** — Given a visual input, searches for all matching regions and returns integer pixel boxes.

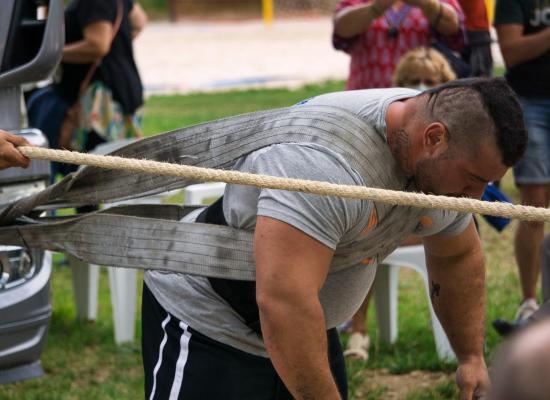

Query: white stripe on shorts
[149,314,171,400]
[169,321,192,400]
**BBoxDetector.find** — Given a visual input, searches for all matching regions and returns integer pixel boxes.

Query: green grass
[0,80,528,399]
[0,262,145,399]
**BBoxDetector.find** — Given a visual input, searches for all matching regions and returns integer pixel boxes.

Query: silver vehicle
[0,0,63,384]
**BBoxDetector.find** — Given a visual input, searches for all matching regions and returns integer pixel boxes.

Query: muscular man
[1,78,527,400]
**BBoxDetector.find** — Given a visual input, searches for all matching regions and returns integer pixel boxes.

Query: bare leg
[515,221,544,300]
[514,185,550,301]
[350,290,373,335]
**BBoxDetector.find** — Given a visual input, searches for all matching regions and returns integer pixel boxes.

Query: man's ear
[424,122,448,155]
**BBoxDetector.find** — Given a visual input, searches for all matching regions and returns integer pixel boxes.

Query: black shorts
[141,282,348,399]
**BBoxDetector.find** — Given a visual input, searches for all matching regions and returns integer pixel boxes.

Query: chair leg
[108,267,137,344]
[69,256,99,321]
[383,246,457,360]
[374,264,399,344]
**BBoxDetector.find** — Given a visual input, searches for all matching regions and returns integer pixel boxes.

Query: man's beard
[414,153,462,197]
[413,157,438,195]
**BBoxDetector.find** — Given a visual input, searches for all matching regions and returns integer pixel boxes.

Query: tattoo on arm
[430,280,441,303]
[296,386,315,400]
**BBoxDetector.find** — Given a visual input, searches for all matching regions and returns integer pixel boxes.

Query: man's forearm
[427,250,485,361]
[499,27,550,68]
[259,296,341,400]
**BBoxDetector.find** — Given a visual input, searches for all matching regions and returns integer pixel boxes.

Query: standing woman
[58,0,147,152]
[28,0,147,176]
[494,0,550,328]
[333,0,465,90]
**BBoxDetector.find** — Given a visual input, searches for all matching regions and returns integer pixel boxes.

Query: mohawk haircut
[420,77,527,166]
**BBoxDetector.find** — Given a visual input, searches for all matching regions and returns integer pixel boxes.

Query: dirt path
[134,19,504,96]
[355,369,455,399]
[133,18,349,95]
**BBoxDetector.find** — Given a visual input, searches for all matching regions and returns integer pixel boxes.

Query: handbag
[74,81,143,151]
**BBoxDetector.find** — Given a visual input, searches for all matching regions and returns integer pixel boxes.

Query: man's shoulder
[241,143,365,185]
[301,88,418,120]
[303,88,418,104]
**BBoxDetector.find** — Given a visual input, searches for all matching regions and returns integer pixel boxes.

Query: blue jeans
[514,97,550,185]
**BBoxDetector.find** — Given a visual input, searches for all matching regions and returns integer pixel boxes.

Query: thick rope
[18,146,550,223]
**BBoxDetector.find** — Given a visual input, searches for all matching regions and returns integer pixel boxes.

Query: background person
[489,318,550,400]
[494,233,550,335]
[332,0,465,90]
[494,0,550,325]
[393,46,456,89]
[458,0,493,77]
[27,0,147,177]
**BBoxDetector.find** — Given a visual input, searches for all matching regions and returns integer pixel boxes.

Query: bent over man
[1,78,527,400]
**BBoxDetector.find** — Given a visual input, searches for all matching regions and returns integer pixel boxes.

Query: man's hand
[456,356,490,400]
[423,221,488,398]
[0,130,31,169]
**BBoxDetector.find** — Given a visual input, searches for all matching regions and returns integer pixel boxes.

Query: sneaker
[343,332,370,361]
[515,298,539,323]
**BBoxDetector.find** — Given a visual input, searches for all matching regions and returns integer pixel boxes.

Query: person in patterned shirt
[333,0,465,90]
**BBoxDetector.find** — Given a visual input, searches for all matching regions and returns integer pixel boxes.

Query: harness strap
[197,197,262,336]
[0,105,420,281]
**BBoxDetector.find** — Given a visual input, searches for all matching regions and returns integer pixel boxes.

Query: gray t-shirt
[144,88,471,357]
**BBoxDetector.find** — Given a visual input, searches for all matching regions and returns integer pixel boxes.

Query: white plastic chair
[69,189,181,344]
[183,182,226,206]
[373,245,456,361]
[70,179,226,344]
[69,139,186,344]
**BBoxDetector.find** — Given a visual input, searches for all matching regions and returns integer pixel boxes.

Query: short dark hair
[421,77,527,166]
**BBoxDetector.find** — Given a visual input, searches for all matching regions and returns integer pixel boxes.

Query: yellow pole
[262,0,274,26]
[485,0,495,24]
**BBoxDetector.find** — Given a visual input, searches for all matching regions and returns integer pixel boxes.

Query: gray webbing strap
[0,204,387,280]
[0,105,420,280]
[0,105,400,224]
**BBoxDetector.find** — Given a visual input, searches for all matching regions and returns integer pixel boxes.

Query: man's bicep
[254,216,334,300]
[254,144,367,249]
[422,220,480,261]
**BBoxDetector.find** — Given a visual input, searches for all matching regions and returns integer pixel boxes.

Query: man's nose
[463,184,486,199]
